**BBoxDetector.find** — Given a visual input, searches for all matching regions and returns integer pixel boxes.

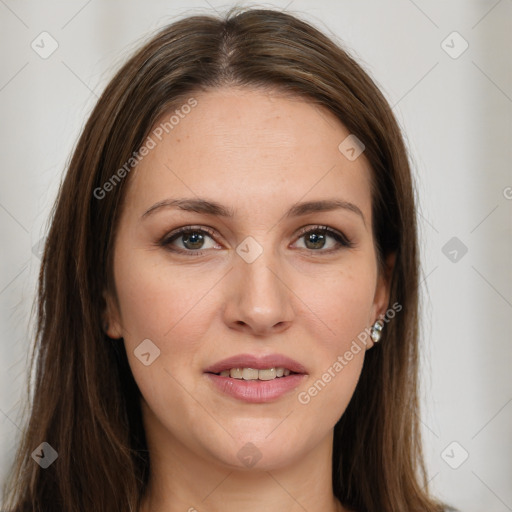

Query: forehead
[123,86,373,221]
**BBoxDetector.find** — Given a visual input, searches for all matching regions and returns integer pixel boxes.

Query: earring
[370,320,384,343]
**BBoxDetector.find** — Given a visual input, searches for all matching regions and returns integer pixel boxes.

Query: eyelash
[159,224,354,256]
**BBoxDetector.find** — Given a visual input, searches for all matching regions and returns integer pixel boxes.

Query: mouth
[208,367,299,380]
[203,353,308,403]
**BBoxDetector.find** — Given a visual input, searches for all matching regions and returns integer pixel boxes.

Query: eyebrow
[141,197,366,226]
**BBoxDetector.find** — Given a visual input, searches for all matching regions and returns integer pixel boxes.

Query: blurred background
[0,0,511,510]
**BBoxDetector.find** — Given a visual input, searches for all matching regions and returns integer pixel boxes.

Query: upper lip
[204,353,308,374]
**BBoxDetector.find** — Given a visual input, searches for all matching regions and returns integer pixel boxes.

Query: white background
[0,1,511,510]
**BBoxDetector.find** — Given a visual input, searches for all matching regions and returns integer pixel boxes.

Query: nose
[223,245,294,337]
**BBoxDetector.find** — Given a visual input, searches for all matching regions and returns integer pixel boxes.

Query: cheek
[292,262,374,419]
[296,257,376,346]
[111,250,210,408]
[113,247,217,342]
[295,280,370,433]
[113,250,214,437]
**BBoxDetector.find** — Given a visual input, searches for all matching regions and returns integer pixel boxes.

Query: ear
[102,289,123,339]
[366,251,396,349]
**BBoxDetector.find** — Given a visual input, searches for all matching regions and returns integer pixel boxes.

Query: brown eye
[178,231,207,250]
[161,226,221,255]
[294,226,353,252]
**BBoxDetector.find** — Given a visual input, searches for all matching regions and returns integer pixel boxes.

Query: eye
[292,225,354,253]
[159,224,354,256]
[160,226,221,255]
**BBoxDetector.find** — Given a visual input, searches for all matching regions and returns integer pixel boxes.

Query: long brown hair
[2,7,451,512]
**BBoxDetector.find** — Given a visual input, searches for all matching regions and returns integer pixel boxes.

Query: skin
[105,86,394,512]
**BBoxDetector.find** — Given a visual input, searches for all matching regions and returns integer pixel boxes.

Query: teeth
[242,368,259,380]
[218,367,293,380]
[229,368,243,379]
[258,368,277,381]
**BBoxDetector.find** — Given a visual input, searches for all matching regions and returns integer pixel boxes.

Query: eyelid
[293,224,353,246]
[159,224,354,254]
[159,225,221,250]
[292,225,355,253]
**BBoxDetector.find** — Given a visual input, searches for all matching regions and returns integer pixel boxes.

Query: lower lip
[204,373,307,403]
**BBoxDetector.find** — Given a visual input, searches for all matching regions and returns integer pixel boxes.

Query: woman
[2,7,454,512]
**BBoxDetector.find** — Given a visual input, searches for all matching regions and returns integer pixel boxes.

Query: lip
[205,373,307,403]
[203,353,307,374]
[203,353,308,404]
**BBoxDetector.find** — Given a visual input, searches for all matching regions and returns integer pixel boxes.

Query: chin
[200,428,310,472]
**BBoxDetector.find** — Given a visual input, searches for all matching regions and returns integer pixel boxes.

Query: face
[105,86,393,471]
